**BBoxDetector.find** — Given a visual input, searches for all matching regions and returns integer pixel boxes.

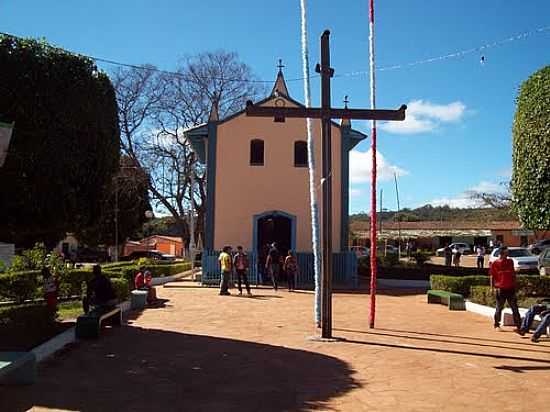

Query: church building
[186,68,365,285]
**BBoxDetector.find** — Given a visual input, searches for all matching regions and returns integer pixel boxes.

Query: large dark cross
[246,30,406,339]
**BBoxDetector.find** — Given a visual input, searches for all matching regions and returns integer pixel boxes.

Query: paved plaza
[2,283,550,411]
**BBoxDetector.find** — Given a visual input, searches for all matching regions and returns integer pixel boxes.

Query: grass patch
[58,300,84,320]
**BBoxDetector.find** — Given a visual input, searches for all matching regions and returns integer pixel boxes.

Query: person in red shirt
[134,267,146,290]
[42,267,58,310]
[490,246,521,330]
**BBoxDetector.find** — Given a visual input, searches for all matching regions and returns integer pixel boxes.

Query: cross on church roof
[343,95,349,109]
[277,59,285,72]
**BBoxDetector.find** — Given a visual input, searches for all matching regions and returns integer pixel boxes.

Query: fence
[201,251,358,288]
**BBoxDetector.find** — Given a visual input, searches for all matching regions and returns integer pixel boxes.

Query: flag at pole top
[0,121,14,168]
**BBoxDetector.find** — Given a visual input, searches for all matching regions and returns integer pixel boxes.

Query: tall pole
[379,189,383,235]
[300,0,322,327]
[317,30,334,339]
[114,178,119,262]
[394,172,402,259]
[189,155,196,271]
[368,0,378,329]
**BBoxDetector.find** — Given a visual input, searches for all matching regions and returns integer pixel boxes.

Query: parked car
[528,239,550,255]
[378,245,399,255]
[76,248,109,263]
[350,246,369,258]
[488,247,538,273]
[436,243,471,257]
[538,248,550,276]
[121,250,176,262]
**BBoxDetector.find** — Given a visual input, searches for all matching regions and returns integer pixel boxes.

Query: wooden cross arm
[245,100,407,121]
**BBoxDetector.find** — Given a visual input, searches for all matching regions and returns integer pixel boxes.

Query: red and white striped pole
[368,0,378,329]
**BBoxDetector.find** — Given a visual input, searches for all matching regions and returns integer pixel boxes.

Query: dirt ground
[2,282,550,412]
[429,254,489,268]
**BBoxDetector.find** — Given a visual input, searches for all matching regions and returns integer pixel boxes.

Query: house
[185,68,364,283]
[351,220,550,249]
[123,235,184,257]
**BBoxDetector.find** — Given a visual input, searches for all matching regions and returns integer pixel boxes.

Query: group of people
[490,245,549,343]
[442,244,486,268]
[218,243,299,296]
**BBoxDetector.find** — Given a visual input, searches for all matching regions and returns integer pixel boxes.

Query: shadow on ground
[2,325,359,412]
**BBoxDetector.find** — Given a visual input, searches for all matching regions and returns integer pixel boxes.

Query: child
[284,251,299,292]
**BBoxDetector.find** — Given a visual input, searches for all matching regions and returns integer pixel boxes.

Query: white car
[436,242,471,257]
[488,247,539,272]
[350,246,369,258]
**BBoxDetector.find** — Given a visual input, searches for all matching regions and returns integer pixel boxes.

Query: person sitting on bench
[517,299,550,343]
[134,267,156,304]
[83,265,117,313]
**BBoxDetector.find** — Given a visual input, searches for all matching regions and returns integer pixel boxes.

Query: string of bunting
[1,25,548,83]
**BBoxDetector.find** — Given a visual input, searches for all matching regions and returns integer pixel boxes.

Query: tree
[77,156,151,247]
[0,35,120,247]
[113,51,264,248]
[511,65,550,229]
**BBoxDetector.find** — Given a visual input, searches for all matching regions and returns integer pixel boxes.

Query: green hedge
[111,278,130,301]
[430,274,550,299]
[470,286,496,306]
[0,303,57,331]
[0,262,187,302]
[430,275,490,297]
[0,271,41,303]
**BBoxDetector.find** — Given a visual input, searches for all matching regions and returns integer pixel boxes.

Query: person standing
[490,246,521,331]
[476,245,486,269]
[266,242,280,291]
[443,244,452,267]
[452,245,462,267]
[284,251,299,292]
[42,267,59,311]
[218,246,232,296]
[233,246,251,296]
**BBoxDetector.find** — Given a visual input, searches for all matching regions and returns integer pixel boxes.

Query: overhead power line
[1,24,549,83]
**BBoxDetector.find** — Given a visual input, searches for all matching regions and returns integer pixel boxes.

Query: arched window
[294,141,308,167]
[250,139,264,166]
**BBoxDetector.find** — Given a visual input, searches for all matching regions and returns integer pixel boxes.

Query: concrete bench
[0,352,37,385]
[131,290,148,310]
[427,290,466,311]
[75,306,122,339]
[502,308,550,337]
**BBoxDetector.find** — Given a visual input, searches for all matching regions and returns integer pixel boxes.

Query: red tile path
[2,284,550,411]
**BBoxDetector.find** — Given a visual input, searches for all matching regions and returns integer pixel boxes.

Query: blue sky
[4,1,549,213]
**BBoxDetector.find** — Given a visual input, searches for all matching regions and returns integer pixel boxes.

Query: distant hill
[351,204,515,223]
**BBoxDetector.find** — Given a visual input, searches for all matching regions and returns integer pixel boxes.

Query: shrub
[7,243,47,273]
[411,252,431,265]
[57,269,94,298]
[378,254,399,267]
[430,275,490,297]
[0,270,41,303]
[136,257,155,267]
[110,278,130,301]
[0,303,57,332]
[102,261,137,269]
[470,286,496,306]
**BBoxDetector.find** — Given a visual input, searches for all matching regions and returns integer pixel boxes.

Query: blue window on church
[294,141,308,167]
[250,139,264,166]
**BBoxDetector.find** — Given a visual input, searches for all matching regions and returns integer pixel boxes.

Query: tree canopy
[512,65,550,229]
[0,35,120,247]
